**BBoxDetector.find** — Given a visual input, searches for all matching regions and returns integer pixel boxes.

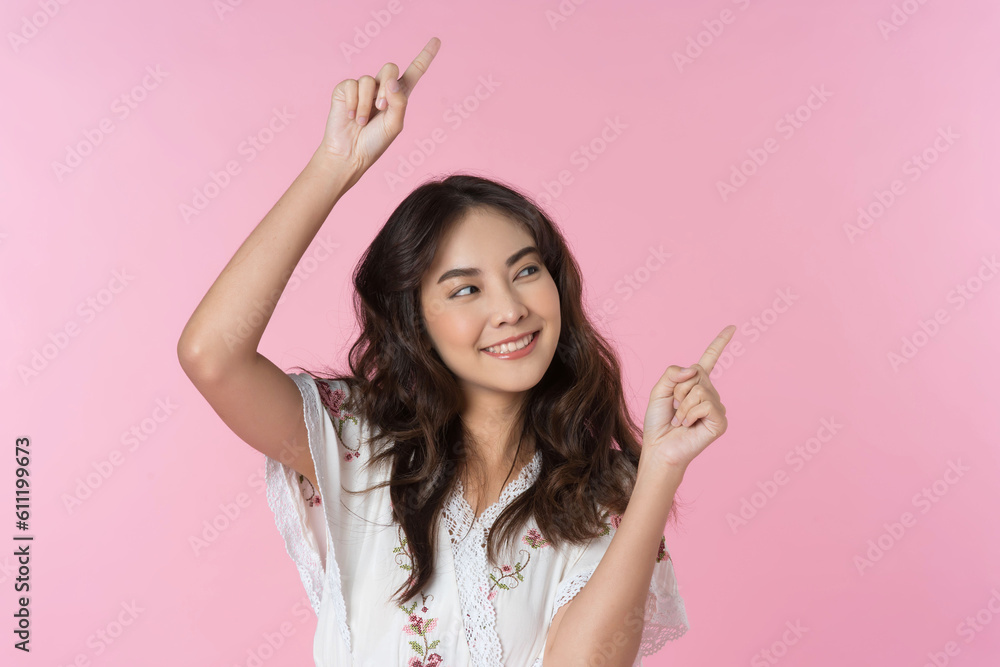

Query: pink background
[2,0,999,665]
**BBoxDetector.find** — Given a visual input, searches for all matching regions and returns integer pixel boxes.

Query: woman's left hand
[641,325,736,474]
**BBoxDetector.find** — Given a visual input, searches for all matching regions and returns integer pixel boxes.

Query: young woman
[178,36,735,667]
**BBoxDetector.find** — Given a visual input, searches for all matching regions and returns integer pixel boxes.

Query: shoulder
[288,373,371,468]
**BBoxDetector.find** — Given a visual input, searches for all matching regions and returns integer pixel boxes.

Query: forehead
[425,209,534,276]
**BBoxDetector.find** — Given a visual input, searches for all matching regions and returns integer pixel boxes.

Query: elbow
[176,333,222,383]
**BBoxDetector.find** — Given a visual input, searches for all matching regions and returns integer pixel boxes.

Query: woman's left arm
[545,325,736,667]
[544,463,685,667]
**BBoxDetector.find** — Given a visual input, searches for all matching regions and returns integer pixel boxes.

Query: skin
[419,208,561,515]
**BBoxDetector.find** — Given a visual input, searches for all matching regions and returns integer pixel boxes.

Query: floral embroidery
[599,511,670,563]
[522,527,550,549]
[315,379,361,461]
[296,473,321,507]
[393,524,413,573]
[393,527,445,666]
[401,593,443,666]
[486,526,551,600]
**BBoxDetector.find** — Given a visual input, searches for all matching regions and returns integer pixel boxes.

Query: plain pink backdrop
[2,0,999,665]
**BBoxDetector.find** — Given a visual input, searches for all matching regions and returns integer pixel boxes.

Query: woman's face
[419,208,561,401]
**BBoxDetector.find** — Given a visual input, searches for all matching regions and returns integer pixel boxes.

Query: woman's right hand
[317,36,441,181]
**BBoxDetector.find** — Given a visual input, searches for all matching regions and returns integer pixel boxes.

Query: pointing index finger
[398,37,441,96]
[696,325,736,375]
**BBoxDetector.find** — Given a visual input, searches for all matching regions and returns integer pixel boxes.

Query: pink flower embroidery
[316,381,346,417]
[489,526,551,597]
[297,474,322,507]
[521,528,550,549]
[656,536,670,563]
[316,379,362,461]
[400,592,443,665]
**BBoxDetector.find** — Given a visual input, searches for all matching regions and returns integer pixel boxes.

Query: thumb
[380,77,407,133]
[663,365,696,389]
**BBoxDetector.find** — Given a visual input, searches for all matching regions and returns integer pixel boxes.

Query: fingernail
[357,116,366,125]
[376,97,386,109]
[671,416,680,427]
[672,399,680,409]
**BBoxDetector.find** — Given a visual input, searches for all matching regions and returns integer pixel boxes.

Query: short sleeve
[263,372,358,648]
[550,512,689,665]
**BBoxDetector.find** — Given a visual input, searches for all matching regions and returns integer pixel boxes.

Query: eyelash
[450,265,540,298]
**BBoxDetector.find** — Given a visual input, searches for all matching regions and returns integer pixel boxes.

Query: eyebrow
[436,246,540,285]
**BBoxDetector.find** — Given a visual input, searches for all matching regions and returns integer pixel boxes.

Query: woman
[177,36,735,667]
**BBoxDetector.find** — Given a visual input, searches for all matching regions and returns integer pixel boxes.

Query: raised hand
[318,36,441,181]
[641,325,736,474]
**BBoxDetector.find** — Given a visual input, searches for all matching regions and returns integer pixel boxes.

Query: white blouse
[264,373,689,666]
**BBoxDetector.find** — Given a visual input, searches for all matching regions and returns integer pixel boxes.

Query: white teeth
[484,332,534,354]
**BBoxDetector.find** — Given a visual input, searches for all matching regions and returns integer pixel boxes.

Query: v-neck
[451,450,542,529]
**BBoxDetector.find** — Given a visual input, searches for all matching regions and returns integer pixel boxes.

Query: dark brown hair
[293,173,686,604]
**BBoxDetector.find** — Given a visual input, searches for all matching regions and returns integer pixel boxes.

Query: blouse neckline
[448,449,543,532]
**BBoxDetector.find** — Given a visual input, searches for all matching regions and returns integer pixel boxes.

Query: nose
[489,282,530,329]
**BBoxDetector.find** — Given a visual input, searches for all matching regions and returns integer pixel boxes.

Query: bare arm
[176,37,442,488]
[544,464,685,667]
[546,328,735,664]
[176,150,354,488]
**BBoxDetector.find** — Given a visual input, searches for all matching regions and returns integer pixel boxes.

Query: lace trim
[443,450,543,667]
[263,373,352,652]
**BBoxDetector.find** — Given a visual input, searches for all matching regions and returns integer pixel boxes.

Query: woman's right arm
[176,37,441,489]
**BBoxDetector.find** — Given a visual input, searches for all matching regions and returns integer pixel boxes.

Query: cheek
[427,307,480,349]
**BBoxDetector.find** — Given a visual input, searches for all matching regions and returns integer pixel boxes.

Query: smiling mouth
[481,330,539,354]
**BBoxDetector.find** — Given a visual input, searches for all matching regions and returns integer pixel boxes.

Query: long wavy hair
[293,173,687,604]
